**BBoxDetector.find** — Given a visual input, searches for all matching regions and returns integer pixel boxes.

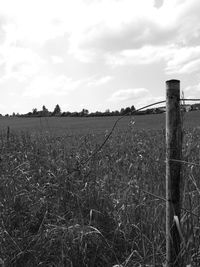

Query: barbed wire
[80,100,166,166]
[142,189,199,218]
[182,99,200,101]
[80,98,200,167]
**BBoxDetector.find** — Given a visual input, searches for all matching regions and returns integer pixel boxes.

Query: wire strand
[80,100,166,166]
[142,189,199,218]
[181,98,200,102]
[80,98,200,167]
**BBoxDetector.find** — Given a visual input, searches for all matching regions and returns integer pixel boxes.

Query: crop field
[1,110,200,135]
[0,112,200,266]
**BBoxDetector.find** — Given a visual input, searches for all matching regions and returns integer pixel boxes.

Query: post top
[166,79,180,84]
[166,79,180,92]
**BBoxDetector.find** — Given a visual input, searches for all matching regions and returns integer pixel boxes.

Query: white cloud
[0,0,199,47]
[51,56,64,64]
[106,46,165,66]
[67,0,166,60]
[0,0,82,45]
[182,83,200,104]
[185,83,200,93]
[0,0,200,65]
[23,75,82,98]
[166,47,197,75]
[0,45,45,82]
[107,88,165,110]
[106,44,200,75]
[108,88,149,102]
[66,0,200,67]
[165,46,200,74]
[0,103,6,112]
[87,76,113,86]
[168,58,200,75]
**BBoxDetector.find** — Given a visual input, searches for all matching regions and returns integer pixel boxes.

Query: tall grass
[0,127,199,266]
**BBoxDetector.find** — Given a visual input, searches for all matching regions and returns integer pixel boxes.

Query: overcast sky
[0,0,200,114]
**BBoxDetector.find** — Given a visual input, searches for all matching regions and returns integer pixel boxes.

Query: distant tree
[52,104,61,116]
[120,108,125,115]
[12,112,16,117]
[124,107,131,115]
[61,111,71,117]
[93,111,102,117]
[71,111,79,117]
[104,109,110,116]
[42,105,49,116]
[80,109,89,116]
[111,110,120,116]
[131,105,136,113]
[120,107,133,115]
[32,108,38,116]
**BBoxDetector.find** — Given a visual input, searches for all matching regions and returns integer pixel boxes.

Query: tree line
[4,103,199,118]
[9,104,136,117]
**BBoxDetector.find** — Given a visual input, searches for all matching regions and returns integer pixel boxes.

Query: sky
[0,0,200,114]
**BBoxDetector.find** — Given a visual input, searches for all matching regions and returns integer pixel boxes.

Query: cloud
[107,88,165,110]
[0,0,199,66]
[165,46,200,74]
[167,58,200,75]
[87,75,113,86]
[66,0,200,67]
[185,83,200,93]
[0,17,6,44]
[108,88,149,102]
[0,0,199,51]
[105,44,200,75]
[0,103,6,113]
[0,45,45,82]
[51,56,64,64]
[0,0,77,45]
[182,83,200,104]
[67,0,176,58]
[106,46,165,66]
[23,75,83,98]
[68,0,170,59]
[154,0,164,9]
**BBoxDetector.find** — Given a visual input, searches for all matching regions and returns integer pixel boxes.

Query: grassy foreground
[0,119,200,266]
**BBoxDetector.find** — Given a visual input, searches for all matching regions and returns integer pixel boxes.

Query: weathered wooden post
[166,79,182,266]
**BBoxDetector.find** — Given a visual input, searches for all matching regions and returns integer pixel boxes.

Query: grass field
[0,110,200,135]
[0,111,200,266]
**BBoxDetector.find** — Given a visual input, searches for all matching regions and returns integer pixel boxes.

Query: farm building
[181,104,192,112]
[192,103,200,110]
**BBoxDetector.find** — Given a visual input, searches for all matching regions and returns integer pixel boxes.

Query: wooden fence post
[166,79,182,266]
